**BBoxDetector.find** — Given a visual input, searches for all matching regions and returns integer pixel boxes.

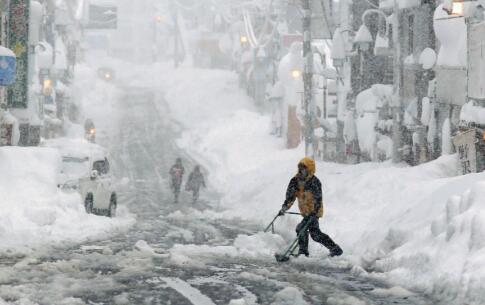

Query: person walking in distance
[169,158,185,203]
[185,165,206,203]
[279,157,343,257]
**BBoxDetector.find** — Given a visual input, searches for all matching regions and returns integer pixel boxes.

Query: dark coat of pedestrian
[186,165,206,203]
[169,158,185,203]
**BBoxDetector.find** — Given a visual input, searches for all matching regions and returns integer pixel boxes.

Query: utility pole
[171,0,179,68]
[334,0,351,163]
[391,0,402,163]
[302,0,315,158]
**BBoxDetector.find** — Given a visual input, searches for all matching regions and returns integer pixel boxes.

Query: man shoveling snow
[278,157,343,259]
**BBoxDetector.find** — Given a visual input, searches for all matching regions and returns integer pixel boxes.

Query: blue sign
[0,55,16,86]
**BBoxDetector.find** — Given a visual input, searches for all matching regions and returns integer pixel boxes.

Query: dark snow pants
[171,180,181,198]
[192,187,200,202]
[296,216,337,252]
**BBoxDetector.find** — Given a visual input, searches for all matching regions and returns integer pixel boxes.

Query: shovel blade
[275,253,290,262]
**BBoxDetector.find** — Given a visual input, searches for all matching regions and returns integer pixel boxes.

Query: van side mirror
[90,170,99,180]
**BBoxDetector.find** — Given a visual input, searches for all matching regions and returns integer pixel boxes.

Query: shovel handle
[264,211,302,233]
[264,214,280,233]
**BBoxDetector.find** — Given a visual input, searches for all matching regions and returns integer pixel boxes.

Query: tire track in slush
[161,277,216,305]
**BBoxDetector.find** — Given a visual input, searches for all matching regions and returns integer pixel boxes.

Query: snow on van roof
[42,138,107,161]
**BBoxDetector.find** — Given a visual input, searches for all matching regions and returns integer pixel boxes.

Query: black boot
[329,244,343,257]
[297,249,309,257]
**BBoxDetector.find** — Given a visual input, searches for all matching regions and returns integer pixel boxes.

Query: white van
[45,139,118,217]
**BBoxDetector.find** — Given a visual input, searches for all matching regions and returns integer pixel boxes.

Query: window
[92,158,110,175]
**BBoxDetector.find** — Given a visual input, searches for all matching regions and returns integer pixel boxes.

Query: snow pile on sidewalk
[0,141,133,255]
[0,59,139,255]
[322,158,485,304]
[156,65,485,304]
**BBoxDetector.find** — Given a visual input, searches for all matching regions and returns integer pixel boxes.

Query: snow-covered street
[0,78,434,304]
[3,0,485,304]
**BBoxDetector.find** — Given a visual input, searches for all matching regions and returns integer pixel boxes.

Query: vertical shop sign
[7,0,29,108]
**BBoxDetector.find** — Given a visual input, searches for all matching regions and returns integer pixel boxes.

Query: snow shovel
[274,218,311,263]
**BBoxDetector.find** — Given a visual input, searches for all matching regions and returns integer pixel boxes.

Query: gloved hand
[278,204,288,216]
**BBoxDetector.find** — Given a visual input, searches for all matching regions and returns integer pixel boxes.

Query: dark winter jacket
[169,164,185,184]
[283,157,324,218]
[186,170,205,191]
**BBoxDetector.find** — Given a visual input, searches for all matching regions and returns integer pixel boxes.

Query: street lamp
[291,69,301,79]
[42,78,53,96]
[240,35,249,44]
[443,0,466,15]
[443,0,485,17]
[453,1,465,15]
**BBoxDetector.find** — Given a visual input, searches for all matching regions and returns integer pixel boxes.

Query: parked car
[44,139,117,217]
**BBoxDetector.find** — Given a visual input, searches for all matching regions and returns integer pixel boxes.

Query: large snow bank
[154,65,485,304]
[0,147,133,255]
[390,180,485,305]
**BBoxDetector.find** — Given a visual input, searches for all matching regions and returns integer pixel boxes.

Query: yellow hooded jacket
[283,157,324,218]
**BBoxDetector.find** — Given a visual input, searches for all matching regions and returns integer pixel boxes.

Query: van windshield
[92,159,110,175]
